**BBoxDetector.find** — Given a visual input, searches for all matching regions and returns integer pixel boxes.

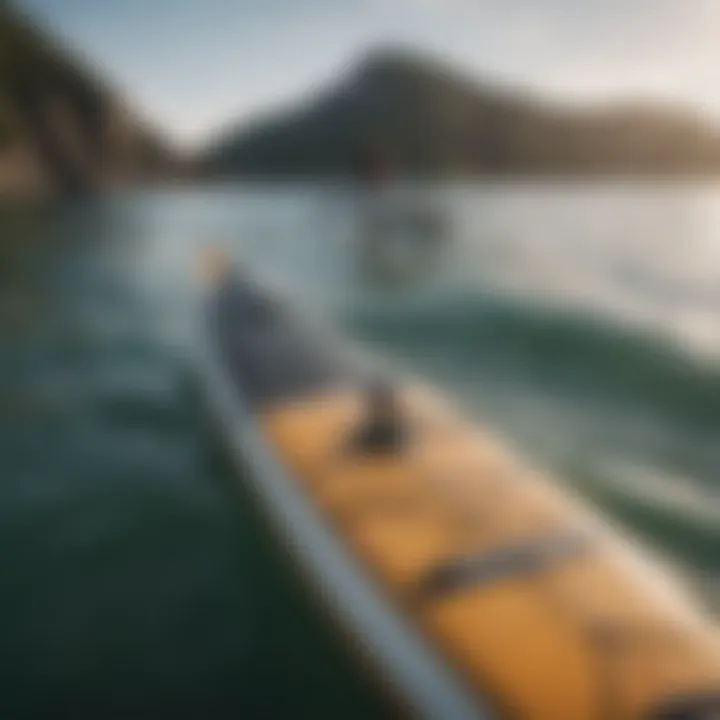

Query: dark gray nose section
[209,273,372,408]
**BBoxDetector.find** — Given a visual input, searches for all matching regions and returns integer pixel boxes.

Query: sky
[17,0,720,149]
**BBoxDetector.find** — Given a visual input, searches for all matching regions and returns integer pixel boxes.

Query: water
[1,182,719,718]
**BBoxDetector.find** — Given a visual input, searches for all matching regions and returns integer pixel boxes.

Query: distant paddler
[355,139,397,202]
[353,140,449,284]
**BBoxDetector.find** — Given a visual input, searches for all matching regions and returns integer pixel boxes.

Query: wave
[346,287,720,438]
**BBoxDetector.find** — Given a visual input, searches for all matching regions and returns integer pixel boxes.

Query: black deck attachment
[349,381,409,456]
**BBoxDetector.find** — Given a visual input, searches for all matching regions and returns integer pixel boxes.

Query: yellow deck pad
[259,385,720,719]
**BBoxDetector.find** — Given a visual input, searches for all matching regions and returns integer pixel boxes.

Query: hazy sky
[18,0,720,148]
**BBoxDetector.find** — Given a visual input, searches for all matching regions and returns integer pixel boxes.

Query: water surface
[1,182,718,717]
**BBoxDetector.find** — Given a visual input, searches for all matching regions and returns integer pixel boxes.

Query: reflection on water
[1,182,719,717]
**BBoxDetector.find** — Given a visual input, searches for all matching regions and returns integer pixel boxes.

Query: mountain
[201,47,720,178]
[0,4,177,195]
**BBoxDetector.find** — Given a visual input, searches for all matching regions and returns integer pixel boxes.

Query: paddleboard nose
[205,265,369,409]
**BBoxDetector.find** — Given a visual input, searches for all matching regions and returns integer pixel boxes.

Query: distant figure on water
[355,140,396,200]
[354,140,450,285]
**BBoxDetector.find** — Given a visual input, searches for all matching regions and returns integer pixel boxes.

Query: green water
[1,184,718,718]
